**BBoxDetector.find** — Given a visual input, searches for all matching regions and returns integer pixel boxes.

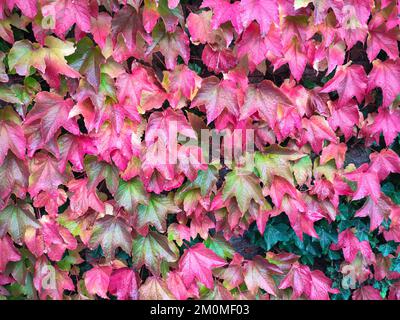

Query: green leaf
[85,157,119,195]
[223,167,265,213]
[137,193,180,233]
[315,221,338,252]
[115,178,148,214]
[99,73,117,103]
[378,242,398,257]
[390,256,400,273]
[292,155,312,185]
[89,213,132,261]
[204,235,235,259]
[0,202,40,244]
[192,167,218,196]
[254,146,303,186]
[328,249,342,260]
[132,231,179,275]
[263,223,291,250]
[57,250,82,271]
[67,37,104,89]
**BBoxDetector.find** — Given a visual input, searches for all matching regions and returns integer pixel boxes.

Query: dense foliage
[0,0,400,300]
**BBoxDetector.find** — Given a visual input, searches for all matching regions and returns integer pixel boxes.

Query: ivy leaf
[191,76,239,124]
[352,286,383,300]
[263,223,291,250]
[89,213,133,261]
[136,193,180,233]
[315,222,338,252]
[390,256,400,273]
[369,149,400,181]
[244,255,283,296]
[0,202,40,244]
[0,235,21,272]
[68,37,104,90]
[239,0,278,37]
[355,196,392,231]
[239,80,293,127]
[84,265,112,299]
[0,153,29,206]
[132,231,179,275]
[0,106,26,165]
[254,146,304,187]
[24,92,79,144]
[222,167,265,214]
[28,152,66,198]
[378,241,398,257]
[139,276,175,300]
[301,116,338,154]
[42,0,91,37]
[320,63,367,107]
[367,59,400,108]
[278,262,312,299]
[204,235,235,259]
[90,12,112,50]
[57,134,97,172]
[108,268,139,300]
[178,243,226,289]
[33,256,74,300]
[158,27,190,70]
[115,178,148,214]
[85,157,119,195]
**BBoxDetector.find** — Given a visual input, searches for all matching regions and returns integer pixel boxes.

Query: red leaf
[166,270,198,300]
[328,103,361,141]
[346,164,381,203]
[200,0,242,33]
[0,235,20,272]
[301,115,338,153]
[162,64,202,109]
[239,80,293,127]
[367,15,399,62]
[9,0,37,19]
[367,59,400,108]
[191,77,239,124]
[369,148,400,180]
[108,268,139,300]
[309,269,339,300]
[236,22,268,71]
[352,285,383,300]
[139,276,175,300]
[33,256,74,300]
[58,134,97,172]
[384,207,400,242]
[320,142,347,169]
[24,92,79,144]
[355,195,393,231]
[320,63,368,106]
[116,63,166,113]
[278,262,312,299]
[28,152,66,198]
[366,107,400,146]
[178,243,226,289]
[243,256,282,296]
[84,265,112,299]
[202,45,238,74]
[90,12,112,50]
[330,229,375,263]
[239,0,279,37]
[0,113,26,165]
[284,38,307,81]
[42,0,92,37]
[67,178,105,216]
[158,28,190,70]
